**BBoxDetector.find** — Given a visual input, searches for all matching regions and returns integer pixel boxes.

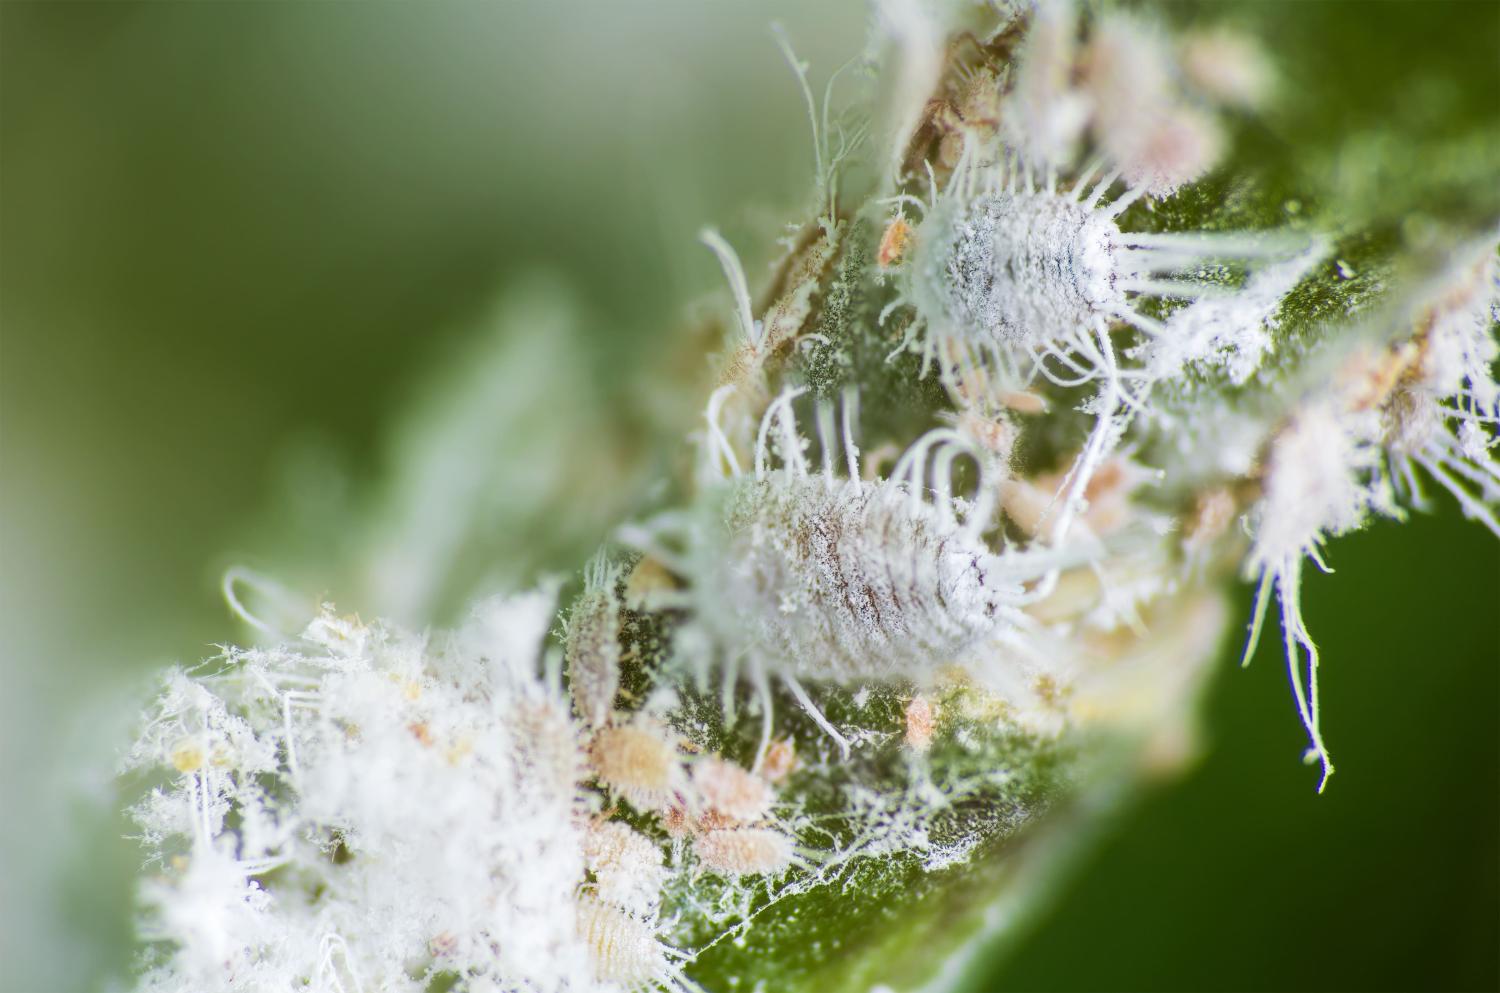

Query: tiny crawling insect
[883,157,1316,548]
[623,387,1069,761]
[583,820,667,915]
[692,826,796,878]
[588,721,685,813]
[878,215,913,269]
[690,756,775,824]
[876,1,1317,545]
[904,694,936,752]
[576,895,696,992]
[758,737,798,784]
[565,552,624,730]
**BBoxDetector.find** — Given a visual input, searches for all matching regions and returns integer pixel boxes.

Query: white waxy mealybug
[758,738,798,784]
[583,821,667,915]
[576,896,690,991]
[692,826,795,877]
[903,181,1312,362]
[904,694,936,752]
[588,722,683,812]
[565,552,623,730]
[624,388,1055,758]
[691,757,774,824]
[888,167,1312,550]
[880,1,1312,546]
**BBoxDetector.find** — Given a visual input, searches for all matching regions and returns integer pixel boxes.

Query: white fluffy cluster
[118,7,1500,991]
[1238,230,1500,789]
[123,593,672,993]
[1384,232,1500,533]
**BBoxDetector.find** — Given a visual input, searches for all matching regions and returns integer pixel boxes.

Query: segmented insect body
[690,757,774,824]
[904,694,936,752]
[701,472,1016,685]
[565,553,623,730]
[923,189,1123,347]
[588,723,683,812]
[626,389,1048,757]
[907,182,1310,360]
[583,821,667,915]
[576,896,689,991]
[890,166,1314,549]
[692,826,795,877]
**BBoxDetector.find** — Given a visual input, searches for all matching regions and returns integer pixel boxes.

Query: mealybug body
[690,757,774,825]
[692,826,795,878]
[565,553,623,730]
[918,189,1122,347]
[576,896,691,991]
[626,389,1052,758]
[583,821,667,915]
[588,722,684,812]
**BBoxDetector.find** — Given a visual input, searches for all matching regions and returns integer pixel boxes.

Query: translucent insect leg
[750,661,775,774]
[782,673,851,760]
[1070,155,1105,199]
[754,388,808,477]
[1107,304,1168,337]
[1232,570,1274,693]
[1120,278,1233,299]
[704,384,744,479]
[1276,557,1335,792]
[1105,184,1147,219]
[1047,325,1125,544]
[840,387,862,479]
[1419,452,1500,536]
[815,401,837,488]
[877,193,932,217]
[699,229,760,348]
[1120,230,1313,266]
[222,566,303,640]
[1082,168,1121,210]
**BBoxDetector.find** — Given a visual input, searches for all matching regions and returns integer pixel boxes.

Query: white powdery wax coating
[696,474,1017,683]
[939,191,1124,345]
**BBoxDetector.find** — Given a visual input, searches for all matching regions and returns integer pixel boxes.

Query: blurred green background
[1,2,1495,991]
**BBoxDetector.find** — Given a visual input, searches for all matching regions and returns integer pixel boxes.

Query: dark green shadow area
[978,504,1499,993]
